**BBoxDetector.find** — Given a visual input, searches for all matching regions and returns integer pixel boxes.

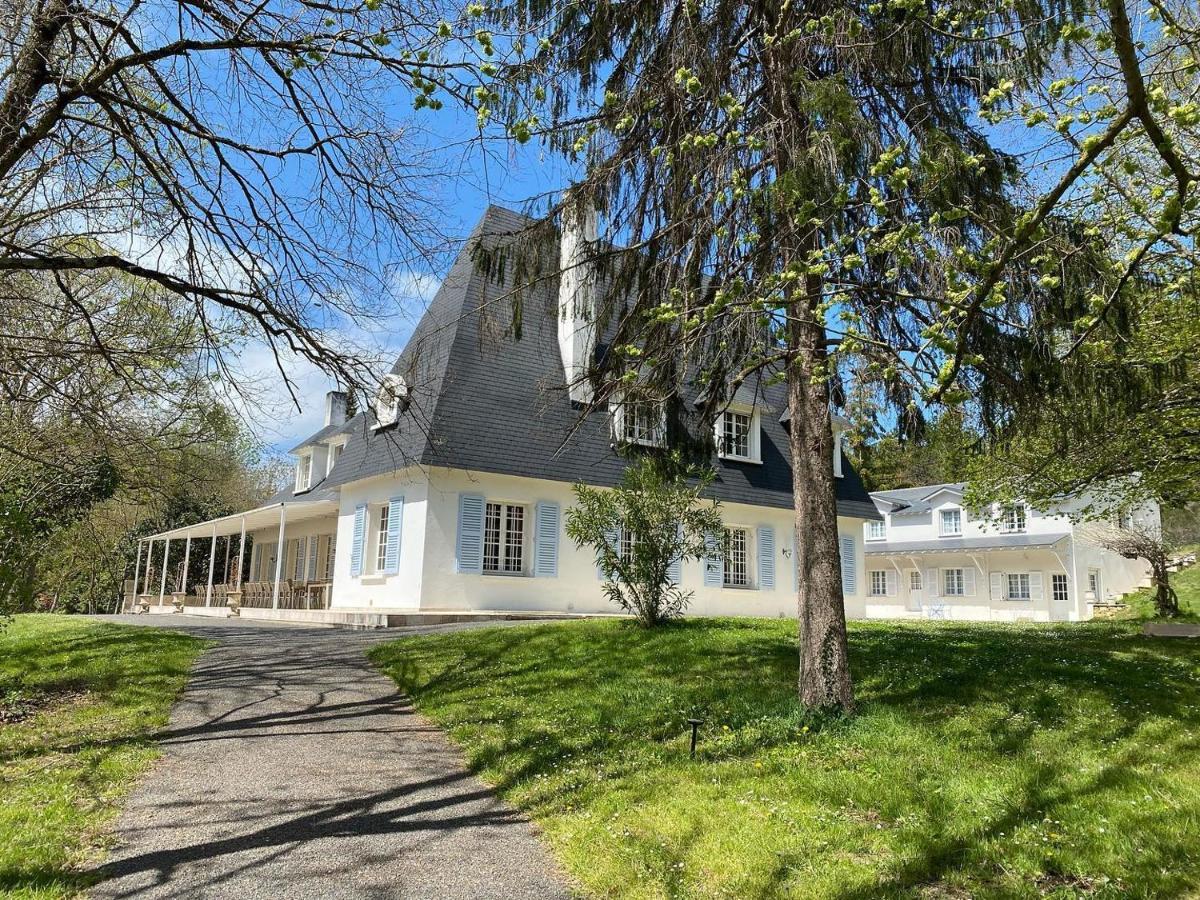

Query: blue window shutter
[792,528,799,592]
[839,535,857,595]
[350,504,367,577]
[666,522,683,585]
[383,496,404,575]
[294,537,307,581]
[597,524,620,579]
[456,494,485,574]
[703,530,723,587]
[758,526,776,590]
[534,501,560,577]
[307,536,318,582]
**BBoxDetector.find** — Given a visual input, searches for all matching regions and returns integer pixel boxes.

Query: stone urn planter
[171,592,186,612]
[138,596,151,614]
[226,590,242,617]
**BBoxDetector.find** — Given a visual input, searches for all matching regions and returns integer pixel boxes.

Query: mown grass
[0,615,206,899]
[372,617,1200,899]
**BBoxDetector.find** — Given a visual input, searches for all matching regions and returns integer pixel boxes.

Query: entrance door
[907,569,924,612]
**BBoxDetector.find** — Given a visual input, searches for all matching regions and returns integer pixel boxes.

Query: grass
[0,615,207,899]
[1119,554,1200,622]
[372,616,1200,899]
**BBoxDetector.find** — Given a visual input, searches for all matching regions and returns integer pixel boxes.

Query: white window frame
[1087,569,1101,600]
[373,374,408,429]
[620,526,637,567]
[295,453,313,493]
[327,440,346,475]
[373,504,391,573]
[1006,572,1031,601]
[613,398,667,448]
[715,406,761,463]
[722,526,751,588]
[939,508,963,537]
[909,570,923,592]
[1000,504,1027,533]
[482,500,529,576]
[943,567,965,596]
[869,570,888,597]
[1051,573,1068,605]
[865,520,886,542]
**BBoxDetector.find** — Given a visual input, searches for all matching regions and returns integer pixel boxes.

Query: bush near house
[0,616,206,898]
[372,618,1200,899]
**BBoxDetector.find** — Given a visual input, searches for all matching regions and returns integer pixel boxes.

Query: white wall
[416,466,868,618]
[245,516,338,585]
[331,470,429,609]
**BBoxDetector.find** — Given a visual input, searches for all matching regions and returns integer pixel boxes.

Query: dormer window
[865,520,886,542]
[1000,503,1026,533]
[295,453,313,493]
[939,508,963,537]
[716,407,761,463]
[374,374,408,428]
[613,398,666,448]
[327,440,346,475]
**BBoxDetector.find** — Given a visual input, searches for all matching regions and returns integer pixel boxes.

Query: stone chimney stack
[324,390,348,427]
[558,194,599,404]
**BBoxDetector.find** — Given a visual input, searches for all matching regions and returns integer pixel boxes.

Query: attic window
[374,374,409,428]
[295,454,312,493]
[613,398,666,448]
[716,407,761,463]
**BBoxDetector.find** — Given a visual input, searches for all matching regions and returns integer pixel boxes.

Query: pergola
[130,499,339,611]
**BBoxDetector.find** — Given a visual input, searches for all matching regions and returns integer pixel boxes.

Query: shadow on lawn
[375,618,1200,896]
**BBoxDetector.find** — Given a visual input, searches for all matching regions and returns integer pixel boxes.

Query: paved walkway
[88,615,571,899]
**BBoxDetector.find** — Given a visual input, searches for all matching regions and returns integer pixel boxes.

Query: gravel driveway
[87,615,571,900]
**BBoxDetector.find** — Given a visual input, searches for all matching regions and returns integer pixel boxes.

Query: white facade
[245,465,871,619]
[862,485,1158,622]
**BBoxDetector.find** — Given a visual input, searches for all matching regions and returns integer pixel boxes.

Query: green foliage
[0,616,207,896]
[849,408,979,491]
[565,455,723,626]
[373,617,1200,898]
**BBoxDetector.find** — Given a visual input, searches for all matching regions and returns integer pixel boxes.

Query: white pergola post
[130,541,144,611]
[236,516,247,589]
[158,538,171,606]
[205,526,217,606]
[272,504,287,609]
[180,535,192,594]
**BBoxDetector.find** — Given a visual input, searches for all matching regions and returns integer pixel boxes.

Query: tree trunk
[788,298,854,713]
[1152,559,1179,618]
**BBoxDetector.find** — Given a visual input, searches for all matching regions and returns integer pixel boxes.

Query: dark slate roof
[863,533,1069,554]
[872,482,968,515]
[288,421,348,454]
[315,205,879,519]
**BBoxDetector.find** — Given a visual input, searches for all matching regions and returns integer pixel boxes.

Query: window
[483,502,526,574]
[1001,504,1026,533]
[939,508,962,536]
[866,520,886,542]
[723,527,749,587]
[617,400,665,447]
[869,570,888,597]
[620,527,636,567]
[374,505,391,572]
[1006,573,1031,601]
[909,571,923,592]
[720,412,748,460]
[943,568,965,596]
[1088,570,1101,598]
[327,442,344,475]
[1052,573,1068,605]
[323,535,337,581]
[373,374,408,428]
[1117,510,1133,530]
[295,454,312,492]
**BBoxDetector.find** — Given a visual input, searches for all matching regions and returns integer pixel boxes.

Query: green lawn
[1119,554,1200,622]
[0,615,207,898]
[372,616,1200,899]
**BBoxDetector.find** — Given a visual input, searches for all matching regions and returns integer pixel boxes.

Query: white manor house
[126,207,1155,627]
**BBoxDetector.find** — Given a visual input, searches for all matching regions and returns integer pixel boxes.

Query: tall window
[327,443,344,474]
[723,527,749,587]
[483,502,526,574]
[375,505,390,572]
[869,570,888,597]
[719,411,752,459]
[909,570,923,592]
[619,401,665,447]
[1006,573,1031,601]
[943,568,965,596]
[866,520,886,541]
[323,535,337,581]
[1001,504,1027,533]
[1052,573,1068,605]
[1088,570,1101,597]
[620,527,637,567]
[940,508,963,536]
[296,454,312,492]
